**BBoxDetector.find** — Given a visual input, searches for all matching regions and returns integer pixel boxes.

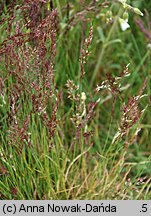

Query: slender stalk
[56,0,62,19]
[131,50,150,83]
[90,10,122,87]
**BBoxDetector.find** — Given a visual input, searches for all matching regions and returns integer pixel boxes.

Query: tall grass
[0,0,151,199]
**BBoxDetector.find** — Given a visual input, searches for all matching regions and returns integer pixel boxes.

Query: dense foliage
[0,0,151,199]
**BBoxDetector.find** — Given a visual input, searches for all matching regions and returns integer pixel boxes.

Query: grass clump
[0,0,151,199]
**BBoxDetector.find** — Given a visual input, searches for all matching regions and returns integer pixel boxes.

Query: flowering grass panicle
[0,1,60,148]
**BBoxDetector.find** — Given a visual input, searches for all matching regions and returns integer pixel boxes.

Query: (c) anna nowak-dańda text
[17,203,117,213]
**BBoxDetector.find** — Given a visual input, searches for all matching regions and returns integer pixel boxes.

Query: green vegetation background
[0,0,151,199]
